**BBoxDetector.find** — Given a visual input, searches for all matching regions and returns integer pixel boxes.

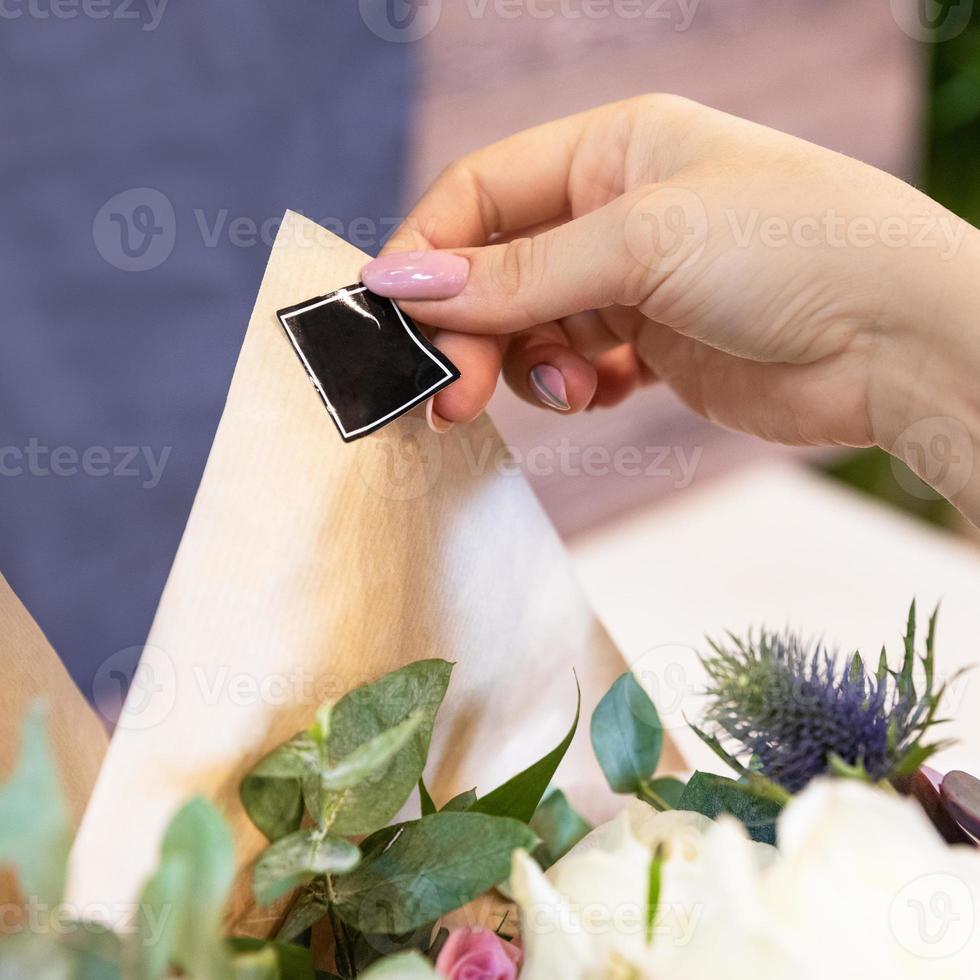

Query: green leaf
[63,924,124,980]
[276,880,331,943]
[241,732,319,842]
[318,712,424,793]
[645,845,665,944]
[136,797,236,980]
[322,661,453,837]
[0,933,73,980]
[332,812,537,934]
[254,830,361,906]
[242,663,451,842]
[529,790,591,869]
[441,789,477,812]
[418,778,436,817]
[0,704,71,907]
[638,776,686,812]
[678,772,783,845]
[590,673,663,795]
[228,938,315,979]
[357,952,438,978]
[471,676,580,823]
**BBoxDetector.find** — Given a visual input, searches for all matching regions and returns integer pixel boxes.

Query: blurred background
[2,0,979,709]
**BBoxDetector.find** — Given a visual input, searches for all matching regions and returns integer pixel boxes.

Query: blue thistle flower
[697,603,954,793]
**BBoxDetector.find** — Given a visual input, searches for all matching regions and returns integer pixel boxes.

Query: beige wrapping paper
[0,574,108,909]
[0,573,108,828]
[67,212,645,933]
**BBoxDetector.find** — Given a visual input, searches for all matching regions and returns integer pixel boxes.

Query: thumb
[360,184,706,334]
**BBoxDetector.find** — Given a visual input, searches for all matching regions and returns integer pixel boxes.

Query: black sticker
[277,284,459,442]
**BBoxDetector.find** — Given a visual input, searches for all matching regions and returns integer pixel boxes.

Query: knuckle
[491,236,539,301]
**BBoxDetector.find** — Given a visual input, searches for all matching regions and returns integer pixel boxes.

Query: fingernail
[361,251,469,300]
[426,399,454,434]
[529,364,570,411]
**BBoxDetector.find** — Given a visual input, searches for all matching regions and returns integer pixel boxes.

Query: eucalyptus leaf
[0,933,73,980]
[333,812,537,934]
[441,789,477,812]
[253,830,360,906]
[63,923,124,980]
[591,673,663,795]
[276,880,331,944]
[325,661,453,836]
[639,776,686,811]
[137,797,236,980]
[678,771,783,845]
[418,778,436,817]
[228,937,315,979]
[471,676,580,823]
[318,712,424,792]
[0,704,71,907]
[529,790,591,869]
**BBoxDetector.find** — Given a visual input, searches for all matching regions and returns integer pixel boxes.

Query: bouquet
[2,602,978,978]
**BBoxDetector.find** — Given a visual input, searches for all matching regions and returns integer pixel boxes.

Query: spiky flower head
[696,603,955,794]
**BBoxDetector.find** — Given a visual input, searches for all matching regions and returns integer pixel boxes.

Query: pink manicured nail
[426,399,454,434]
[361,251,469,300]
[529,364,570,411]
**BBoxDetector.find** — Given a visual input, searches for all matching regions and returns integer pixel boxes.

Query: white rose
[512,780,980,979]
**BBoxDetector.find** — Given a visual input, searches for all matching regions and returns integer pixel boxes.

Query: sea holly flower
[696,602,956,793]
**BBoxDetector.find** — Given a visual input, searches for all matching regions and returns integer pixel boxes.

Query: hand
[362,96,980,517]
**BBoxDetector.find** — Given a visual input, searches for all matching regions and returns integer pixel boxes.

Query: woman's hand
[362,96,980,518]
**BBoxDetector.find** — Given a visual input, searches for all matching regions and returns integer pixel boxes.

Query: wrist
[871,219,980,524]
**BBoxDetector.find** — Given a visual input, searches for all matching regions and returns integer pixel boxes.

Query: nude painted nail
[529,364,570,411]
[361,251,469,300]
[426,399,454,434]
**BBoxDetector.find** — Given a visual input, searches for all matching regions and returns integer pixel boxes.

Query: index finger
[383,108,600,255]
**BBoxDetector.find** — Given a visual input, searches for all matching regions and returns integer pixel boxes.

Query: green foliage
[677,772,784,845]
[470,675,580,823]
[529,790,592,869]
[0,703,71,907]
[242,662,451,843]
[137,797,237,980]
[332,812,536,935]
[253,830,361,906]
[591,672,664,796]
[226,938,316,979]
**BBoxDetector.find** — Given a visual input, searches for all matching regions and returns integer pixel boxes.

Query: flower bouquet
[2,603,978,978]
[1,215,977,978]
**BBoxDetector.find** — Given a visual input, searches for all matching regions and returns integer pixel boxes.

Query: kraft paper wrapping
[67,212,649,934]
[0,574,108,908]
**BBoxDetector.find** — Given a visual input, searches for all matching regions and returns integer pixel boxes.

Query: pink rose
[435,927,522,980]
